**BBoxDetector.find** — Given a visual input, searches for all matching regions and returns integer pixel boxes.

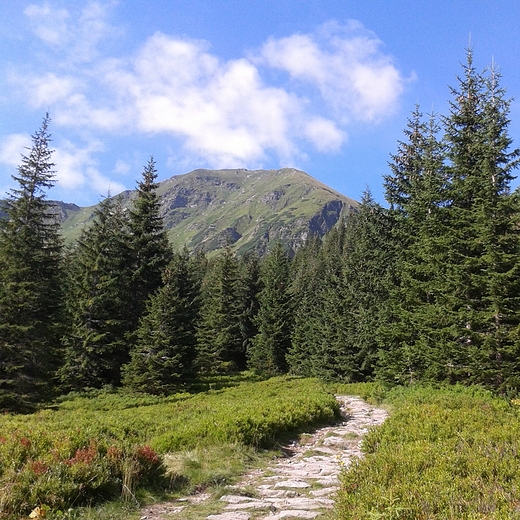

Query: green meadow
[0,377,337,518]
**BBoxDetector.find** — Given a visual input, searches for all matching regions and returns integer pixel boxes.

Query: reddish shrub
[136,445,160,465]
[28,460,49,475]
[66,442,97,466]
[20,437,31,448]
[106,446,123,462]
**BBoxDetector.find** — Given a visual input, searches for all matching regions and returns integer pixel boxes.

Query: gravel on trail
[139,396,388,520]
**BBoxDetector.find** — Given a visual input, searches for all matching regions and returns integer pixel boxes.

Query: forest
[1,48,520,413]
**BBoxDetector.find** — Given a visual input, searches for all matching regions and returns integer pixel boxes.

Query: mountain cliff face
[59,168,359,255]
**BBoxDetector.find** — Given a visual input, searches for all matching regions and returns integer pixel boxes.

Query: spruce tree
[378,108,449,384]
[302,225,349,381]
[287,235,325,377]
[122,249,200,394]
[378,51,520,390]
[248,242,292,375]
[0,114,63,410]
[127,157,172,332]
[196,246,244,373]
[60,195,132,390]
[441,51,520,388]
[238,251,261,360]
[340,192,395,382]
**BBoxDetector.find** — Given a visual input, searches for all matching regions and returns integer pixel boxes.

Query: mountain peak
[59,168,358,255]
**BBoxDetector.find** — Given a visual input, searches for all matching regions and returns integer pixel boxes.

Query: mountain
[58,168,359,255]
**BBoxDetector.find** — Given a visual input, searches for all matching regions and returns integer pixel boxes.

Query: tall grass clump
[335,384,520,519]
[0,377,336,518]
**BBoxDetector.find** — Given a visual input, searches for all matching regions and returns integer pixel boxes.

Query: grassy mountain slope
[58,168,359,254]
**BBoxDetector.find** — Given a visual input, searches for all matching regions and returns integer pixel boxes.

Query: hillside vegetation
[2,49,520,519]
[58,167,358,254]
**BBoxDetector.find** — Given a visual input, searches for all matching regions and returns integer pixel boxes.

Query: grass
[0,376,337,519]
[334,384,520,519]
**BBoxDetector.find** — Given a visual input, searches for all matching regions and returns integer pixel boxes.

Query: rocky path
[140,396,388,520]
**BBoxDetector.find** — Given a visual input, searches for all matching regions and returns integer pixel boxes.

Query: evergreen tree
[196,246,244,373]
[340,192,395,382]
[378,108,449,384]
[379,51,520,390]
[127,157,172,332]
[248,242,292,375]
[0,114,63,410]
[60,195,132,390]
[440,51,520,389]
[297,225,348,381]
[287,234,325,377]
[122,249,200,394]
[238,251,261,359]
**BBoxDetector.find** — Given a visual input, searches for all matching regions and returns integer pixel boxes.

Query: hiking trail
[139,396,388,520]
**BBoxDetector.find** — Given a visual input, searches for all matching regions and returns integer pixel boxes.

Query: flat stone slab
[207,514,251,520]
[309,487,336,497]
[266,497,327,510]
[267,511,321,519]
[219,495,258,504]
[274,480,311,489]
[224,501,272,510]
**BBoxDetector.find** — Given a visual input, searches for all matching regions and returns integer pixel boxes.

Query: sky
[1,1,520,207]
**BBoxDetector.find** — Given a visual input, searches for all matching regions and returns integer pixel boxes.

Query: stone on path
[207,513,251,520]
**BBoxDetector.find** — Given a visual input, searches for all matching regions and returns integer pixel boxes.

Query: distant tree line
[1,50,520,411]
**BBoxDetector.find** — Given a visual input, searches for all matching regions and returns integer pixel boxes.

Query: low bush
[334,384,520,519]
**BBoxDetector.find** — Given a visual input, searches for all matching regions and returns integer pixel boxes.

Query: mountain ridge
[57,167,359,255]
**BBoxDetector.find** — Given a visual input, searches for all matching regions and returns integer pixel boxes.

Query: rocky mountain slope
[57,168,359,255]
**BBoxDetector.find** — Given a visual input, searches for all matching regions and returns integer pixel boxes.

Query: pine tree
[127,157,172,332]
[248,242,292,375]
[196,246,244,373]
[0,114,63,410]
[122,249,200,394]
[60,195,132,390]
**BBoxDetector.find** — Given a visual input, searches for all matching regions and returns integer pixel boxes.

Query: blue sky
[1,1,520,206]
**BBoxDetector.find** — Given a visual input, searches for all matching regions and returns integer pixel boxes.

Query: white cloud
[52,139,125,197]
[24,3,69,46]
[97,33,303,166]
[258,20,406,122]
[24,1,119,63]
[29,73,77,107]
[53,93,125,131]
[113,159,131,176]
[304,118,345,152]
[53,140,96,189]
[0,134,31,167]
[11,8,408,198]
[88,167,125,198]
